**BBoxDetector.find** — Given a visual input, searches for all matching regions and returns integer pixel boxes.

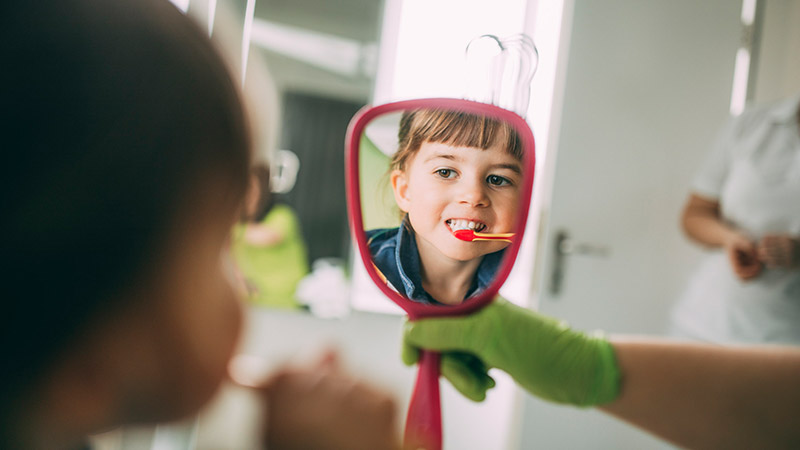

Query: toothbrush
[453,229,515,242]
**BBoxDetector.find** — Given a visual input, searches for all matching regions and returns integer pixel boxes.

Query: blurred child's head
[1,0,250,444]
[390,109,522,262]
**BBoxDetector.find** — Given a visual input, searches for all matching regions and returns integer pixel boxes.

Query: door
[517,1,745,448]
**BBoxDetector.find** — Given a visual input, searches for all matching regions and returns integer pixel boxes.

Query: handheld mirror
[345,98,535,450]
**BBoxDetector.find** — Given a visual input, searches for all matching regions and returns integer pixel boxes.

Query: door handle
[549,229,610,297]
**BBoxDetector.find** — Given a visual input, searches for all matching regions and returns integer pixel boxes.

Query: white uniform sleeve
[691,116,738,200]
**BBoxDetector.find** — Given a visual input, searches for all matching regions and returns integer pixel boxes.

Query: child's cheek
[198,273,244,375]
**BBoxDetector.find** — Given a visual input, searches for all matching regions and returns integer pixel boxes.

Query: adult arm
[243,207,298,247]
[681,193,739,247]
[403,299,800,449]
[601,338,800,449]
[681,193,761,280]
[243,222,284,246]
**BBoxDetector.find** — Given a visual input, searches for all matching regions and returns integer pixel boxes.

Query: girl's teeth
[448,219,483,231]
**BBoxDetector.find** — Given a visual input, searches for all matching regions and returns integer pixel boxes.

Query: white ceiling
[253,0,383,43]
[245,0,385,102]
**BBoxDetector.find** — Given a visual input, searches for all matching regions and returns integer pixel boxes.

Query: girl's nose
[458,178,489,207]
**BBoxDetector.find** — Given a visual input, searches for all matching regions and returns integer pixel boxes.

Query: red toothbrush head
[453,229,476,241]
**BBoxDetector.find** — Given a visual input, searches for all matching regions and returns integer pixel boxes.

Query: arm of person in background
[402,298,800,449]
[243,206,302,248]
[681,193,761,280]
[757,233,800,270]
[244,223,284,247]
[243,206,296,247]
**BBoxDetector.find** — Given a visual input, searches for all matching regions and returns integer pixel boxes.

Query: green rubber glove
[402,297,620,406]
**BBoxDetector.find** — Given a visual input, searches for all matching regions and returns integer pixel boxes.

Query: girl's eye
[435,168,456,179]
[487,174,511,186]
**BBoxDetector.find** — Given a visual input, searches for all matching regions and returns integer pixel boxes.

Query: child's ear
[390,169,411,212]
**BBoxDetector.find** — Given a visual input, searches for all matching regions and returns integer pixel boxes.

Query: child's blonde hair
[392,108,522,172]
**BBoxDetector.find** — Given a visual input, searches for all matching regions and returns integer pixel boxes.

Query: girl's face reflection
[392,140,521,263]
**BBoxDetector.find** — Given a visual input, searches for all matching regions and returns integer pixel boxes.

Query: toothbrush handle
[404,350,442,450]
[474,232,515,239]
[474,237,513,243]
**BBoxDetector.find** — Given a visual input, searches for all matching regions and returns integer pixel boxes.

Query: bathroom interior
[89,0,800,448]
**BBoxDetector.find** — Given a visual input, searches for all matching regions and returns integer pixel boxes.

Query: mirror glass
[353,105,533,308]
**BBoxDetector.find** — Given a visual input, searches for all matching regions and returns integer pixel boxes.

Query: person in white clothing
[670,95,800,345]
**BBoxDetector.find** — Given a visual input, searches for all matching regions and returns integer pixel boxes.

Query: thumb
[401,338,420,366]
[439,353,496,402]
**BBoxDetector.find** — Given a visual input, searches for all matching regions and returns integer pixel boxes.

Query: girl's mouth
[446,219,487,234]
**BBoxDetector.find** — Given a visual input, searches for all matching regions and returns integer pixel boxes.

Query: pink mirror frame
[345,98,536,319]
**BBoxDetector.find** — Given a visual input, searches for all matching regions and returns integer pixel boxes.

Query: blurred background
[93,0,800,448]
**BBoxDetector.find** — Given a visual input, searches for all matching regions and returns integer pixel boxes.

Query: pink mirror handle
[404,350,442,450]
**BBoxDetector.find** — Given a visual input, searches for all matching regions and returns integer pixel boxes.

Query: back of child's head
[392,108,522,172]
[0,0,250,437]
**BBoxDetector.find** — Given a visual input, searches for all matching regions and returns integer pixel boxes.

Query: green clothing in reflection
[232,204,309,308]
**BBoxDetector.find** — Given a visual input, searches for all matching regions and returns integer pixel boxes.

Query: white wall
[753,0,800,103]
[516,0,743,448]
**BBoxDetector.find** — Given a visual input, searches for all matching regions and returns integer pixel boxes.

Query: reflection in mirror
[216,0,384,314]
[359,108,524,306]
[232,163,310,309]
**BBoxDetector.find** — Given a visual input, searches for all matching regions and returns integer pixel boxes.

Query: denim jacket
[365,221,504,305]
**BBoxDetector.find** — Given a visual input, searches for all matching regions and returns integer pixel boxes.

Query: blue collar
[366,222,504,305]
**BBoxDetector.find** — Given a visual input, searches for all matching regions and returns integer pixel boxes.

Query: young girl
[367,109,523,305]
[1,1,396,448]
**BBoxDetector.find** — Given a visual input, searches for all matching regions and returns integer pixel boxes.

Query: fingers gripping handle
[404,350,442,450]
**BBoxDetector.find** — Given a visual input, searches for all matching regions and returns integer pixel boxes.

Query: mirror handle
[404,351,442,450]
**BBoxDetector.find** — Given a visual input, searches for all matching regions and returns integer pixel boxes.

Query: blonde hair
[391,108,522,172]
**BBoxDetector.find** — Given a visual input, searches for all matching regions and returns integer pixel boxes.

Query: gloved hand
[402,297,620,406]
